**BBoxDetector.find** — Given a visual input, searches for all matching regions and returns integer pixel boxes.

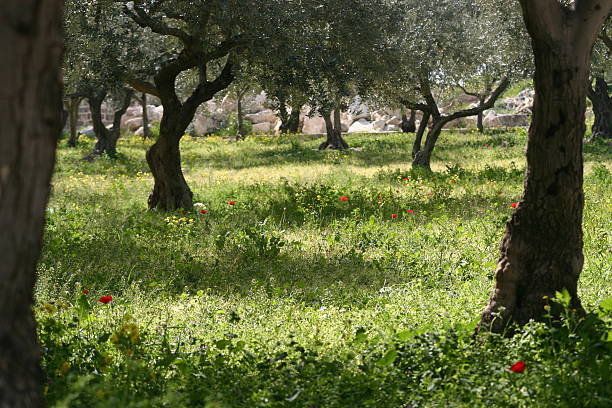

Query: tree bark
[412,111,430,159]
[319,108,349,150]
[587,76,612,141]
[83,89,132,160]
[477,96,486,133]
[401,108,417,133]
[0,1,64,406]
[479,0,612,333]
[236,86,248,139]
[280,105,302,133]
[141,92,152,139]
[66,96,82,147]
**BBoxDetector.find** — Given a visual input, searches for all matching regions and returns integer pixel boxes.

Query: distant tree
[587,18,612,142]
[479,0,612,333]
[0,1,64,405]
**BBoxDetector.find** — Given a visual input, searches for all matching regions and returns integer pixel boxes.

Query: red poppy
[377,195,382,199]
[391,213,398,219]
[450,180,456,184]
[402,177,408,181]
[340,196,348,201]
[484,143,489,147]
[182,210,187,215]
[406,210,414,214]
[511,202,518,208]
[201,210,207,214]
[99,296,113,304]
[509,361,525,373]
[82,289,89,295]
[229,201,235,205]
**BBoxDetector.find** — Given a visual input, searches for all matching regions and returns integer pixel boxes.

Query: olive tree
[587,18,612,142]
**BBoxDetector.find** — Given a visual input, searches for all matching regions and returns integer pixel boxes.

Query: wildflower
[377,195,382,199]
[99,296,113,304]
[402,177,408,181]
[544,305,551,311]
[484,143,489,147]
[82,289,89,295]
[182,210,187,215]
[509,361,525,373]
[391,213,398,219]
[229,201,235,205]
[340,196,348,201]
[542,295,549,300]
[201,210,207,214]
[511,202,518,208]
[406,210,414,214]
[450,180,456,184]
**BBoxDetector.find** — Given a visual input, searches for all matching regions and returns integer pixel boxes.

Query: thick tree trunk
[412,111,430,159]
[479,0,612,333]
[146,111,193,210]
[401,109,417,133]
[319,109,349,150]
[67,96,82,147]
[587,76,612,141]
[0,1,64,406]
[141,93,152,139]
[279,105,302,133]
[84,90,132,160]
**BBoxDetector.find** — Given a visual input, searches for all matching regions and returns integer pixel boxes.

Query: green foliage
[39,129,612,406]
[215,113,253,138]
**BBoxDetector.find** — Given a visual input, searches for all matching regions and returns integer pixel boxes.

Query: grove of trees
[1,0,610,405]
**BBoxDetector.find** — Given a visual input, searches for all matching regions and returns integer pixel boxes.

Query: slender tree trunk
[587,76,612,141]
[141,92,152,140]
[105,90,133,157]
[0,1,64,406]
[319,108,349,150]
[67,96,82,147]
[282,105,302,133]
[477,97,486,133]
[479,0,612,333]
[401,108,417,133]
[412,111,430,159]
[412,118,444,170]
[236,90,246,139]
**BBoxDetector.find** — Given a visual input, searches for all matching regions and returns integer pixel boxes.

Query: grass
[38,130,612,407]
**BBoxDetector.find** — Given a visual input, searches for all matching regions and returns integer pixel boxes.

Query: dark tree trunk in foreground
[140,92,152,139]
[280,105,301,134]
[412,111,430,159]
[66,96,82,147]
[401,108,416,133]
[319,108,349,150]
[410,77,509,170]
[83,89,133,160]
[479,0,611,333]
[0,1,64,406]
[587,76,612,141]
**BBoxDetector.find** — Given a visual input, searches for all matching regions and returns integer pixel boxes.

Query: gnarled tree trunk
[319,108,349,150]
[401,108,416,133]
[412,111,430,159]
[0,1,64,406]
[477,96,486,133]
[479,0,612,333]
[587,76,612,141]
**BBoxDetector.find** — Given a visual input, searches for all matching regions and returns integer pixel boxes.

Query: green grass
[38,130,612,407]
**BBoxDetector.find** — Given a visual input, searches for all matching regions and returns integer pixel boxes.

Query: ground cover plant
[38,130,612,407]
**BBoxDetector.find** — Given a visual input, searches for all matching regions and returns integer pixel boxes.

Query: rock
[386,116,402,127]
[386,124,400,132]
[245,109,277,125]
[348,96,370,121]
[484,113,529,128]
[348,118,374,133]
[372,119,387,131]
[193,114,219,136]
[135,127,145,137]
[302,115,326,134]
[125,118,143,132]
[252,122,272,134]
[79,126,95,137]
[500,88,534,114]
[149,105,164,121]
[444,116,477,129]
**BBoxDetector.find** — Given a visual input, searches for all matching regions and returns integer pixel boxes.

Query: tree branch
[124,76,161,98]
[457,85,481,99]
[123,4,193,45]
[442,77,510,123]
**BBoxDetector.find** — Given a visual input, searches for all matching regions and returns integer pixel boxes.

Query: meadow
[38,129,612,407]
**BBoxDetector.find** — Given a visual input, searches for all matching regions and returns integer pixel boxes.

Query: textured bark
[83,89,132,160]
[477,96,486,133]
[412,111,430,159]
[0,1,64,406]
[66,96,82,147]
[587,76,612,141]
[479,0,612,333]
[280,105,301,133]
[401,109,417,133]
[319,108,349,150]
